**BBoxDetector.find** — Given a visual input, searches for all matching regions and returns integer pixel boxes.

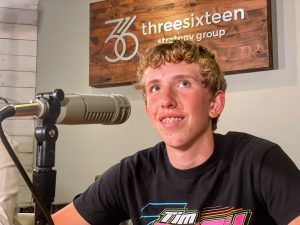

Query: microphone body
[10,93,131,125]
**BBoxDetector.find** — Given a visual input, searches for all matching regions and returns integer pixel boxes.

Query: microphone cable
[0,105,54,225]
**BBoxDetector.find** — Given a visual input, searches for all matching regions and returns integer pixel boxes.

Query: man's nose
[161,88,177,108]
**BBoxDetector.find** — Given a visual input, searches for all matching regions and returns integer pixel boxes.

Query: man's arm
[289,215,300,225]
[52,203,89,225]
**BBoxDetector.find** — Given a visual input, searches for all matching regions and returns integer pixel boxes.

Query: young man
[52,40,300,225]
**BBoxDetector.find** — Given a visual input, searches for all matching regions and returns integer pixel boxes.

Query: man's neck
[165,132,215,170]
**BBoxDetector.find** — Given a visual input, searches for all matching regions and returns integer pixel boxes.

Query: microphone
[11,93,131,125]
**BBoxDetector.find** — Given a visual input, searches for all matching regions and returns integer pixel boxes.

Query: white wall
[37,0,300,203]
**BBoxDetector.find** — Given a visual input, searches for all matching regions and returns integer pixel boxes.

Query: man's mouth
[161,117,183,124]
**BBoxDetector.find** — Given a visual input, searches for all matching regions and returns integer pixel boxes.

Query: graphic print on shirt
[140,203,252,225]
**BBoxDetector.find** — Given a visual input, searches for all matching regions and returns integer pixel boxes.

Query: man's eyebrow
[174,74,193,78]
[173,74,201,81]
[145,74,201,86]
[145,79,160,86]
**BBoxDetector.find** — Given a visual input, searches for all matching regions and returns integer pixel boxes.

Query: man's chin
[162,137,187,149]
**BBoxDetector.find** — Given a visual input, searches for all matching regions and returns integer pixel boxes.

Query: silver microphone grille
[82,94,131,124]
[56,94,131,125]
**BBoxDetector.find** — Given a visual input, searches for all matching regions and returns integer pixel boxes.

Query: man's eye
[178,80,191,88]
[149,84,160,93]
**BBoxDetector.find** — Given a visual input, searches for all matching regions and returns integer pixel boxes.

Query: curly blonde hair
[135,40,227,130]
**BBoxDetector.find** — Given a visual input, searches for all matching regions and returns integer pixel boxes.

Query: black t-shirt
[74,132,300,225]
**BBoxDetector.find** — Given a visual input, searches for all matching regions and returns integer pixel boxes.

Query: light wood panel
[0,39,37,56]
[0,23,37,40]
[0,0,38,10]
[0,0,38,207]
[0,8,37,25]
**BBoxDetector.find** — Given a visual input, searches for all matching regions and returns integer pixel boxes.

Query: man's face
[144,62,217,150]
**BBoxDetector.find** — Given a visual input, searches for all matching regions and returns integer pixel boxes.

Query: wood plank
[18,172,33,186]
[0,8,37,25]
[17,185,33,206]
[0,71,36,87]
[2,119,35,136]
[0,55,36,71]
[13,135,34,153]
[0,39,37,56]
[0,23,37,40]
[0,87,35,103]
[16,152,33,172]
[0,86,36,101]
[0,0,38,10]
[1,134,34,153]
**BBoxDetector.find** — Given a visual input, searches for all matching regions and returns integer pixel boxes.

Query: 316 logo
[104,16,138,62]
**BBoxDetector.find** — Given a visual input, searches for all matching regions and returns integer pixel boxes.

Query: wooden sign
[90,0,273,87]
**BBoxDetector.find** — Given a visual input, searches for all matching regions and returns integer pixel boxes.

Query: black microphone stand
[33,89,64,225]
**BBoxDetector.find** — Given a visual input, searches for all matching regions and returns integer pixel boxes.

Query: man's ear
[209,91,225,118]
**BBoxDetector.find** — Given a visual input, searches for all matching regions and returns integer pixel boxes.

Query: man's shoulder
[119,142,165,173]
[215,131,280,160]
[217,131,278,148]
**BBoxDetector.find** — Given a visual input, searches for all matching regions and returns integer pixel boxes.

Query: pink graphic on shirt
[154,207,252,225]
